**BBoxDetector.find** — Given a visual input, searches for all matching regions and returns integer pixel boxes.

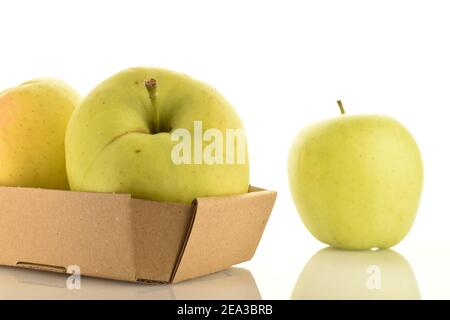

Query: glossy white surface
[0,267,261,300]
[0,246,446,299]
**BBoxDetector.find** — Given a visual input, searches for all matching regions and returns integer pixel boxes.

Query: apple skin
[0,78,80,190]
[291,248,420,300]
[66,67,249,203]
[288,115,423,250]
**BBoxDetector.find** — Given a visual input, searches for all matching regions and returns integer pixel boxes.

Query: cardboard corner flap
[171,188,277,283]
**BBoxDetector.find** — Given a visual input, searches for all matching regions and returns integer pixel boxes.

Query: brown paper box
[0,186,276,283]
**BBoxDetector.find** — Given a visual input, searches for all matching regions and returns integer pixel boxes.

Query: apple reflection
[0,267,261,300]
[291,248,420,300]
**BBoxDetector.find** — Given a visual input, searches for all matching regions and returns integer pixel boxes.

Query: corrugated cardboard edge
[170,187,277,283]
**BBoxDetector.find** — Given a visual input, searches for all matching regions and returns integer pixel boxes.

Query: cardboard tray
[0,186,276,284]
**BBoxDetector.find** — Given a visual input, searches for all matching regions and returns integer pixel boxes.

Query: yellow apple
[65,67,249,203]
[0,78,80,189]
[288,102,423,249]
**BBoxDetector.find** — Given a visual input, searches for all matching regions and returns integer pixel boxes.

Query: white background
[1,0,450,299]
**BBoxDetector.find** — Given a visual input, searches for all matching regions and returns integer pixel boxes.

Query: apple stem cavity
[145,78,160,133]
[337,100,346,115]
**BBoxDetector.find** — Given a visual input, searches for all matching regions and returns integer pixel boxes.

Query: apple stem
[337,100,346,115]
[145,78,160,133]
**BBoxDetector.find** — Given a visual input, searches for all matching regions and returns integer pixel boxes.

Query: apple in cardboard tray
[66,67,249,203]
[0,78,80,190]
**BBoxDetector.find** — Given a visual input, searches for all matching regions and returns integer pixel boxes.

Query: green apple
[0,78,80,190]
[65,67,249,203]
[288,101,423,249]
[291,248,420,300]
